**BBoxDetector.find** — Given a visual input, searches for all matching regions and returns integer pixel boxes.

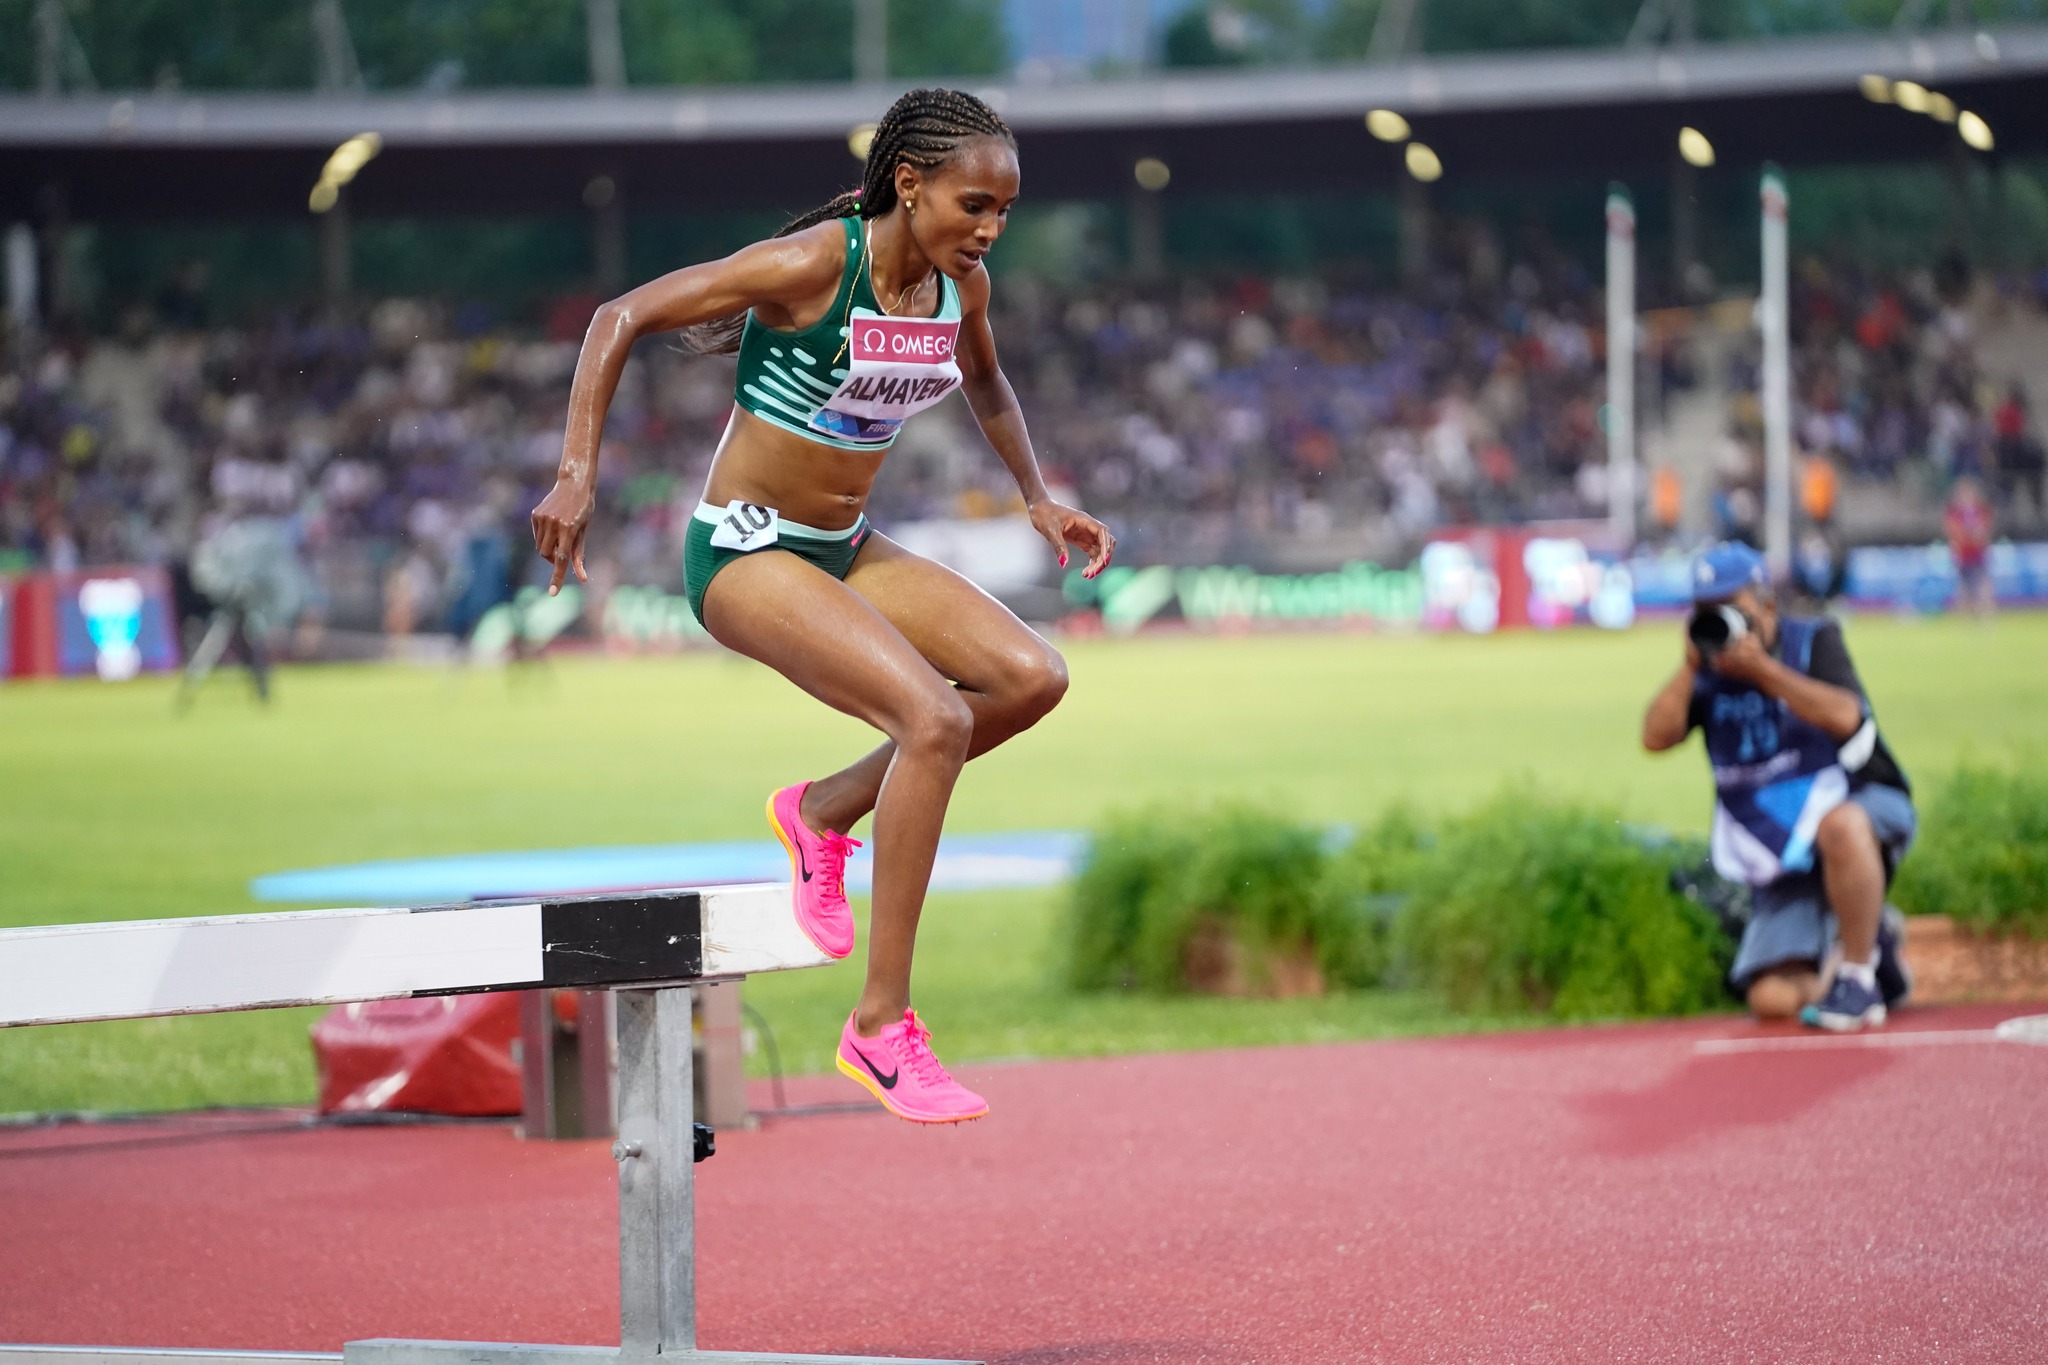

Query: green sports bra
[733,217,964,453]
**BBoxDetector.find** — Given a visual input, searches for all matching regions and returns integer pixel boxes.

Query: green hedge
[1064,788,1732,1020]
[1381,791,1730,1018]
[1894,763,2048,938]
[1064,802,1387,994]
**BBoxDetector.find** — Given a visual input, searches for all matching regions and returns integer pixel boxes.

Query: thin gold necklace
[864,218,931,317]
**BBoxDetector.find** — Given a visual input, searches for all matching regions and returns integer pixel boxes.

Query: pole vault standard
[0,886,978,1365]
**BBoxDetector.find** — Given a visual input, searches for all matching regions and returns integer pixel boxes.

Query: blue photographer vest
[1694,617,1876,886]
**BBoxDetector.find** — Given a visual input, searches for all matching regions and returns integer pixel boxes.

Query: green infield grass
[3,611,2043,1115]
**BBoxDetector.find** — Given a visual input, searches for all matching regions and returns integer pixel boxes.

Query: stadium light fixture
[847,122,877,161]
[309,131,381,214]
[1133,157,1171,192]
[1925,91,1957,123]
[1890,80,1929,113]
[1959,110,1995,151]
[1405,142,1442,182]
[1678,127,1715,168]
[326,133,380,181]
[1365,109,1410,142]
[1858,74,1892,103]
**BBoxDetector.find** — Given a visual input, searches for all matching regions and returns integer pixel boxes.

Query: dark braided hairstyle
[678,87,1014,356]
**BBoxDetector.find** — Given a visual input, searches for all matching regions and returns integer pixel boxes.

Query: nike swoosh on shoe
[850,1043,898,1089]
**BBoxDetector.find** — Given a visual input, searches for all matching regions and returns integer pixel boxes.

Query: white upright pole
[855,0,888,84]
[1759,164,1793,578]
[1605,184,1637,550]
[4,224,37,333]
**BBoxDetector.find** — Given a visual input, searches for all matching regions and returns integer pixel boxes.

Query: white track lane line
[1696,1028,2000,1054]
[1693,1013,2048,1054]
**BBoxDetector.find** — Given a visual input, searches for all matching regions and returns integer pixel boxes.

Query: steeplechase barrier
[0,885,977,1365]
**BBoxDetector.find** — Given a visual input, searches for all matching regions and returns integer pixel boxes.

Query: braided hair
[678,87,1014,355]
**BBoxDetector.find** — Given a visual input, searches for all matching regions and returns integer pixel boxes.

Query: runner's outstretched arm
[532,230,845,592]
[953,267,1115,580]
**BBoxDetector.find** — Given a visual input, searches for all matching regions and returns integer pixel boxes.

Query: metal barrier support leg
[615,985,696,1353]
[343,985,979,1365]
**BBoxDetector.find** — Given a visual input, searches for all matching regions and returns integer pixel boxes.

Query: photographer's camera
[1688,603,1748,664]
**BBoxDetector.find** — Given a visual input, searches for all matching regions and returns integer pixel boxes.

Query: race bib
[809,308,963,446]
[708,500,780,551]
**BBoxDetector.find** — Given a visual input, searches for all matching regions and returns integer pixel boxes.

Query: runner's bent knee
[989,642,1067,720]
[1022,645,1069,713]
[896,686,974,759]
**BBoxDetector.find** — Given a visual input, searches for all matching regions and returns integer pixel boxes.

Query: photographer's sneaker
[836,1009,989,1124]
[1802,972,1887,1032]
[766,783,857,959]
[1875,904,1912,1008]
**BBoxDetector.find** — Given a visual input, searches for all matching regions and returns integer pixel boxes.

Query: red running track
[2,1004,2044,1364]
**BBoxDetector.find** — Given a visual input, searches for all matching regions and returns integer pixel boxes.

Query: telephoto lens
[1687,603,1747,662]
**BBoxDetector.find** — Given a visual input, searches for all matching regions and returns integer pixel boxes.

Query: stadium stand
[4,250,2044,644]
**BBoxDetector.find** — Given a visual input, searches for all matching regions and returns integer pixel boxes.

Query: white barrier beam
[0,1353,337,1365]
[0,884,826,1028]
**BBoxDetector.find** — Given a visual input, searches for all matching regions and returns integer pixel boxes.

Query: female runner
[531,89,1114,1124]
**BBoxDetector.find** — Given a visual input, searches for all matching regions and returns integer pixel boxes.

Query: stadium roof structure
[2,24,2044,222]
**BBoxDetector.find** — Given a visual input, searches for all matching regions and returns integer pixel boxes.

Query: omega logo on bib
[810,308,963,446]
[853,318,957,363]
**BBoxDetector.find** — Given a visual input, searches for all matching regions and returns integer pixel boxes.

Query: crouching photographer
[1642,542,1914,1031]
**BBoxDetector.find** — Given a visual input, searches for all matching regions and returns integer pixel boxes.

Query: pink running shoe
[836,1009,989,1124]
[766,782,858,959]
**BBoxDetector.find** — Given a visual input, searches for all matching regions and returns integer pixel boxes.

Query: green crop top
[733,217,965,453]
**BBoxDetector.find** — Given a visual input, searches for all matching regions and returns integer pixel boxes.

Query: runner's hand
[531,480,593,596]
[1030,500,1115,580]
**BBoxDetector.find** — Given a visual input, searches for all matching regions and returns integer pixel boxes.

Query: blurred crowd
[1791,259,2040,490]
[1703,260,2047,550]
[0,298,725,635]
[978,252,1626,566]
[2,251,2042,638]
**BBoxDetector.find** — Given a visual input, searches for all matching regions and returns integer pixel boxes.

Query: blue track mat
[252,831,1085,905]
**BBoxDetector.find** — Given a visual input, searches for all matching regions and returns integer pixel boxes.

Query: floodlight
[1858,74,1892,103]
[324,132,382,183]
[847,123,877,161]
[309,132,380,214]
[1958,110,1995,151]
[1891,80,1929,113]
[1365,109,1410,142]
[1134,157,1171,192]
[1678,127,1715,168]
[1405,142,1442,182]
[1926,92,1957,123]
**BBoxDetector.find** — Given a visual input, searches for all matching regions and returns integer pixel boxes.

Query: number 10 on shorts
[710,500,780,551]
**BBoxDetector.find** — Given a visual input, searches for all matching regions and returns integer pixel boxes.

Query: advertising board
[1843,541,2048,609]
[55,568,179,679]
[4,567,180,680]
